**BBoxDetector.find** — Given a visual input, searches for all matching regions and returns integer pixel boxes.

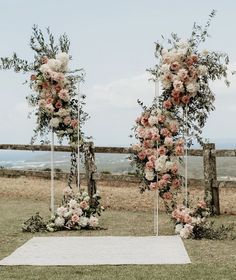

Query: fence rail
[1,143,236,157]
[1,143,235,215]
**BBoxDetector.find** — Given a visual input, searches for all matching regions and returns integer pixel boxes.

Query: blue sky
[0,0,236,147]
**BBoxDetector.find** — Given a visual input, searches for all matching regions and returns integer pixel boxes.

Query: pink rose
[171,90,180,99]
[79,201,89,209]
[171,163,178,174]
[162,192,173,200]
[55,100,63,109]
[171,96,181,105]
[184,214,192,224]
[42,82,49,89]
[175,145,184,156]
[160,128,171,137]
[141,116,149,127]
[46,98,53,104]
[158,179,167,189]
[158,115,166,123]
[30,74,37,81]
[162,174,171,181]
[164,137,173,147]
[54,84,62,93]
[158,146,166,156]
[146,161,154,169]
[71,214,80,224]
[197,200,207,209]
[169,121,179,133]
[149,182,158,190]
[186,57,194,66]
[58,89,70,102]
[191,54,198,63]
[63,116,71,126]
[181,95,190,105]
[151,133,160,141]
[172,178,181,189]
[71,119,78,129]
[163,99,172,110]
[171,61,180,71]
[143,140,154,149]
[138,151,146,160]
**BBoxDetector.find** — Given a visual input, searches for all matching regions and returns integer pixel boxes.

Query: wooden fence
[0,143,236,215]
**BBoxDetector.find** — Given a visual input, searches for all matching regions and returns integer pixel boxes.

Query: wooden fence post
[83,142,97,206]
[203,143,220,215]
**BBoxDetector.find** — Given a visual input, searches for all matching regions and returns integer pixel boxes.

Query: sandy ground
[0,176,235,214]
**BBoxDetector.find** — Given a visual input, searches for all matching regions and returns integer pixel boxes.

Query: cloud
[85,72,155,109]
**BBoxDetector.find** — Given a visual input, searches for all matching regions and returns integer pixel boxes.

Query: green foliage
[22,212,47,233]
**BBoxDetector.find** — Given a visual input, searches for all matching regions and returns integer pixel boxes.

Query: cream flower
[49,117,60,128]
[79,216,89,227]
[47,59,62,71]
[55,217,65,227]
[89,216,99,228]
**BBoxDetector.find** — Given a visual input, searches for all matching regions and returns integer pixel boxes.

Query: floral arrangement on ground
[22,189,104,232]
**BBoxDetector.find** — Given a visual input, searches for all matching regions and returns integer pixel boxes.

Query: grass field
[0,177,236,280]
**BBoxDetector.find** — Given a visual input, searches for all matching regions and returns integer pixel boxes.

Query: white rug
[0,236,191,265]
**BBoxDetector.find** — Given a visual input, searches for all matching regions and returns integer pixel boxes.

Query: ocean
[1,148,236,178]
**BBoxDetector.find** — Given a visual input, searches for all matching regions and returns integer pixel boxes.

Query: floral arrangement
[131,101,184,210]
[148,10,231,145]
[29,52,79,147]
[0,26,89,187]
[47,189,103,232]
[172,201,234,239]
[1,26,103,230]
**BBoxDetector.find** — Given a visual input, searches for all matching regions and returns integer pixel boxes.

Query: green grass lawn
[0,198,236,280]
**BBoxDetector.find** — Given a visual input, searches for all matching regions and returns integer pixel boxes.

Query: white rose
[84,196,90,202]
[165,161,174,171]
[47,59,62,71]
[56,52,69,71]
[202,49,209,56]
[57,108,70,117]
[49,118,60,128]
[79,216,89,227]
[161,79,172,89]
[68,199,78,209]
[160,64,170,73]
[155,155,167,172]
[56,206,67,217]
[55,217,65,227]
[73,208,83,216]
[39,64,50,73]
[186,82,199,93]
[89,216,99,228]
[145,170,155,181]
[64,211,73,218]
[198,65,208,76]
[148,116,159,126]
[179,224,193,239]
[175,223,183,234]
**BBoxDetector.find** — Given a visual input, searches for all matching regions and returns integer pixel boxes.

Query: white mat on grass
[0,236,191,265]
